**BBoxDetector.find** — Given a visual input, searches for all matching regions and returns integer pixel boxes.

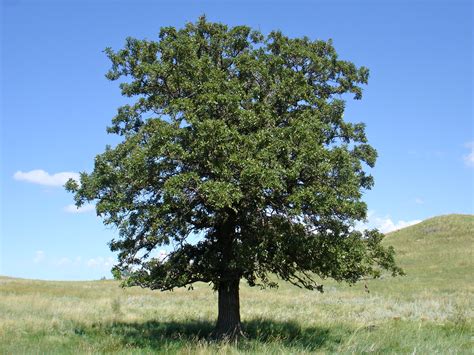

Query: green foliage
[66,16,402,292]
[111,267,122,281]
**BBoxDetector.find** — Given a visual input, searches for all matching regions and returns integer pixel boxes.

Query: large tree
[66,17,402,339]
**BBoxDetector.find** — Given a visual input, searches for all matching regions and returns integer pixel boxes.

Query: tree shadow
[243,318,346,350]
[77,317,349,351]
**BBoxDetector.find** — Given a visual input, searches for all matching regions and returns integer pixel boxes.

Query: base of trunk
[211,323,244,341]
[213,278,243,340]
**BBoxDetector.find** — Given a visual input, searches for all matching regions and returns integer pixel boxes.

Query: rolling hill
[383,214,473,293]
[0,214,472,353]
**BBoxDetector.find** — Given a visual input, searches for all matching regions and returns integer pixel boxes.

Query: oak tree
[66,17,402,339]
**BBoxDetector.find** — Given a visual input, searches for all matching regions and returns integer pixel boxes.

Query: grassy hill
[1,214,472,354]
[382,214,473,294]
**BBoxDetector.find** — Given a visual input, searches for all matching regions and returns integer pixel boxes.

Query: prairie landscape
[0,214,472,354]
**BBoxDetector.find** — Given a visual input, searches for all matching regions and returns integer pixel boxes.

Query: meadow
[1,214,472,354]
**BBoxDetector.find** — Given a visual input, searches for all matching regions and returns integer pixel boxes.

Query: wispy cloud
[36,252,113,270]
[56,257,72,266]
[415,198,424,205]
[33,250,45,263]
[463,141,474,167]
[13,169,79,187]
[86,257,115,269]
[64,204,95,214]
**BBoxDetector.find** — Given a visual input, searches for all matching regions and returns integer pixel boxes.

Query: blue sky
[1,0,472,280]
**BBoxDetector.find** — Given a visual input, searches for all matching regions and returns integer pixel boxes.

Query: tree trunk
[214,278,243,340]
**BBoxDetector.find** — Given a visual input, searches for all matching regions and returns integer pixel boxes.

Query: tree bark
[214,278,243,340]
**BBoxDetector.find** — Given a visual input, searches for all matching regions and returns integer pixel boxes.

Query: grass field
[1,214,472,354]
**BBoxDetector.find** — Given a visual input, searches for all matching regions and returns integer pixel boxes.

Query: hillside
[360,214,474,294]
[381,214,473,293]
[0,214,472,354]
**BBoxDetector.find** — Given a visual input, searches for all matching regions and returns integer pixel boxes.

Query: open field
[1,214,472,354]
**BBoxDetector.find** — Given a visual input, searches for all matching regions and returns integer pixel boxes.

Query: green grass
[1,214,472,354]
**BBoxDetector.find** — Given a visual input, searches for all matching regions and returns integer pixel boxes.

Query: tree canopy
[66,16,402,337]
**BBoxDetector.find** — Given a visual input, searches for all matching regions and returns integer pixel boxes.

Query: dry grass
[1,214,472,353]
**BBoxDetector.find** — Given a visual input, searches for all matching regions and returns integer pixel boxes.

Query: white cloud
[463,141,474,167]
[86,258,100,267]
[53,256,82,267]
[33,250,45,263]
[32,252,114,272]
[356,211,422,234]
[64,204,95,214]
[56,257,71,266]
[374,217,422,234]
[13,169,79,187]
[86,257,115,269]
[415,198,424,205]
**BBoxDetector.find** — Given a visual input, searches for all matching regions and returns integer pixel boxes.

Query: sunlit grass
[1,214,472,353]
